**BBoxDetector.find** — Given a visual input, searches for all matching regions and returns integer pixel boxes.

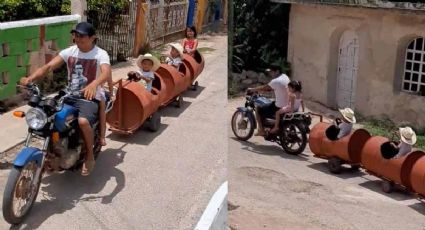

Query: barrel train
[106,51,204,134]
[309,122,425,198]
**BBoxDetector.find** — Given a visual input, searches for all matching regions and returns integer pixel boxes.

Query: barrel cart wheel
[191,81,199,91]
[174,96,183,108]
[148,112,161,132]
[381,180,394,193]
[328,157,342,174]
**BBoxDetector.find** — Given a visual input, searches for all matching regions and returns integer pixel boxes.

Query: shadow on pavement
[107,122,169,145]
[182,85,205,99]
[307,162,367,179]
[158,100,192,118]
[10,145,127,230]
[409,201,425,216]
[357,180,412,201]
[231,137,310,161]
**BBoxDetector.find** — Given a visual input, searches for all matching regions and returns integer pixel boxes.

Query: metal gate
[87,1,138,64]
[146,0,189,48]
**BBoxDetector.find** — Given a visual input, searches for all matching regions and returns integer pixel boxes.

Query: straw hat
[169,43,184,57]
[399,126,417,145]
[338,108,356,123]
[136,53,160,71]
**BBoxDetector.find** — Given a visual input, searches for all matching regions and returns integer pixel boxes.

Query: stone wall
[230,70,271,92]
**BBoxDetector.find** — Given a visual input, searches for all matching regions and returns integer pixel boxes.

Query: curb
[195,181,228,230]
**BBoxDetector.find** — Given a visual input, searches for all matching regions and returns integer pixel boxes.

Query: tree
[0,0,71,22]
[232,0,291,74]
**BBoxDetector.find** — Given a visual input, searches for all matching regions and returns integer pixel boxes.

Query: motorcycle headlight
[25,108,48,130]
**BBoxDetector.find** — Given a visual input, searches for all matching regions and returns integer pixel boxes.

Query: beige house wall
[288,4,425,127]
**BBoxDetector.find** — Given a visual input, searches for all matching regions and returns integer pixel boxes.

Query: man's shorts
[66,99,99,127]
[257,101,279,119]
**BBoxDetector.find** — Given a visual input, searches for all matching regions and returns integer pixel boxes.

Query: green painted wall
[0,20,77,100]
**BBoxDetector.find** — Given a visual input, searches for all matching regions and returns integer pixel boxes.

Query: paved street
[0,34,227,230]
[228,97,425,230]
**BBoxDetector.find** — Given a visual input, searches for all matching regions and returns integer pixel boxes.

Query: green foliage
[86,0,131,34]
[0,0,71,22]
[231,0,290,74]
[0,0,128,23]
[87,0,129,13]
[360,117,425,150]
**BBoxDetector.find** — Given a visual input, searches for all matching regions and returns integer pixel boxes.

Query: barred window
[403,37,425,95]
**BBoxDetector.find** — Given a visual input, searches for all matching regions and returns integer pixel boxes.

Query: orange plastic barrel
[309,122,370,163]
[360,136,414,186]
[406,152,425,195]
[178,62,193,89]
[308,122,331,157]
[106,80,161,133]
[152,72,174,105]
[156,64,188,105]
[151,73,168,105]
[192,50,204,78]
[322,128,371,163]
[182,53,198,82]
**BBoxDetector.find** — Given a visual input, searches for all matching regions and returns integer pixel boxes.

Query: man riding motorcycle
[248,64,290,136]
[20,22,111,176]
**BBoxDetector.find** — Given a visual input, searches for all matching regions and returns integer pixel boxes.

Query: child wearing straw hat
[165,43,184,69]
[335,108,356,139]
[128,53,160,92]
[391,126,416,159]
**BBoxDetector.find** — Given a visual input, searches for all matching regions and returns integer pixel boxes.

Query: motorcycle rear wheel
[231,110,255,141]
[279,122,307,155]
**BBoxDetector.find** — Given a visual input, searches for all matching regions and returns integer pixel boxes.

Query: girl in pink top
[181,26,198,57]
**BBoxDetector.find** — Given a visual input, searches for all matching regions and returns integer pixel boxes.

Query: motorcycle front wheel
[279,122,307,155]
[3,161,42,224]
[231,110,255,141]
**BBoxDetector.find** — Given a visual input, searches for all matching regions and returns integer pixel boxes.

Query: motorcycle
[2,83,113,224]
[231,90,311,155]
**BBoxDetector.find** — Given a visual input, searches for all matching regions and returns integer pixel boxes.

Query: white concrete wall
[288,4,425,127]
[195,181,228,230]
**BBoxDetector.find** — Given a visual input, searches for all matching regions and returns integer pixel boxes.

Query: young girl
[181,26,198,57]
[165,43,184,69]
[270,80,304,134]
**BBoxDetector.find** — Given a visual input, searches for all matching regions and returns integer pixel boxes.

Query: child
[181,26,198,57]
[335,108,356,139]
[128,53,160,92]
[270,80,304,134]
[165,43,184,69]
[99,75,115,146]
[391,126,416,159]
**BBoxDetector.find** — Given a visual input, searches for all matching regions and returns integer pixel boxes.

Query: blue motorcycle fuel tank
[254,96,272,107]
[54,104,78,132]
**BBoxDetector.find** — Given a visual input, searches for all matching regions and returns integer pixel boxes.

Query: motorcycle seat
[264,118,276,127]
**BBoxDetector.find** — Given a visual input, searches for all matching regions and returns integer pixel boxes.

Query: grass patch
[360,117,425,150]
[198,47,215,54]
